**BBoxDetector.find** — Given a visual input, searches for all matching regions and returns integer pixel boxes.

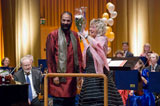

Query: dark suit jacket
[13,69,42,95]
[145,65,160,72]
[125,51,134,57]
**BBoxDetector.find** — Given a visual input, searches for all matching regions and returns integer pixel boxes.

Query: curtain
[148,0,160,55]
[0,0,4,66]
[1,0,16,67]
[2,0,40,67]
[115,0,160,56]
[40,0,109,30]
[15,0,40,66]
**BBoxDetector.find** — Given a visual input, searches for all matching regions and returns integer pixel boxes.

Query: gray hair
[20,56,30,65]
[25,54,34,62]
[90,18,107,36]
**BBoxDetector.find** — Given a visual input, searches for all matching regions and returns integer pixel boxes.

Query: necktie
[124,51,127,57]
[26,75,33,101]
[151,66,155,72]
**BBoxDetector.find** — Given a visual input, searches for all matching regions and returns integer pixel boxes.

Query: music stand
[109,57,141,90]
[115,70,139,90]
[109,57,140,70]
[149,72,160,93]
[140,56,148,66]
[38,59,47,73]
[0,67,10,70]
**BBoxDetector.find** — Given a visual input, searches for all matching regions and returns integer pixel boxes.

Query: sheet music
[109,60,127,67]
[107,58,112,63]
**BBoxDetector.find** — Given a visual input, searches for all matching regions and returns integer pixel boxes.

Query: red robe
[46,29,82,97]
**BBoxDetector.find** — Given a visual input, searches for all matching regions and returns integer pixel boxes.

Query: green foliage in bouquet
[75,17,85,32]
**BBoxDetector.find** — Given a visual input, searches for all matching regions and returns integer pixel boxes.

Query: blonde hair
[150,53,159,61]
[90,18,107,36]
[143,43,151,52]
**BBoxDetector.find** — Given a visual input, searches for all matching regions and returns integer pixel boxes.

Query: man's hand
[53,77,60,85]
[77,77,83,88]
[28,99,31,105]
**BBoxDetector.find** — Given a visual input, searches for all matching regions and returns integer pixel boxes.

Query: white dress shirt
[151,64,158,72]
[25,71,37,100]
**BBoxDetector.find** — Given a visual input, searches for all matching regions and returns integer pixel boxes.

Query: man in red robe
[46,11,82,106]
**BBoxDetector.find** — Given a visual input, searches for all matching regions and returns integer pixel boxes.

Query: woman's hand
[78,32,85,38]
[141,76,147,84]
[78,30,88,39]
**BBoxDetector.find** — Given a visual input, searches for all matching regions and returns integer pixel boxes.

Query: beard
[61,23,72,32]
[24,70,31,74]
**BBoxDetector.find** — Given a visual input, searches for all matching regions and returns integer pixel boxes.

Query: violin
[0,74,16,85]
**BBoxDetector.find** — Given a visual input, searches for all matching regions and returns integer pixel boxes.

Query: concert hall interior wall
[0,0,160,67]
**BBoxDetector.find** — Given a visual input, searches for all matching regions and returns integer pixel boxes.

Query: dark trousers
[53,96,75,106]
[31,97,44,106]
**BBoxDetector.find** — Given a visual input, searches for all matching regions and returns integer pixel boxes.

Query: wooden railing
[44,73,108,106]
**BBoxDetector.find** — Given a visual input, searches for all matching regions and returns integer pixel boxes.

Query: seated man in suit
[13,56,43,106]
[122,42,134,57]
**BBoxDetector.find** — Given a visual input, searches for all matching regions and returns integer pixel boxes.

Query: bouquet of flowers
[75,7,87,33]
